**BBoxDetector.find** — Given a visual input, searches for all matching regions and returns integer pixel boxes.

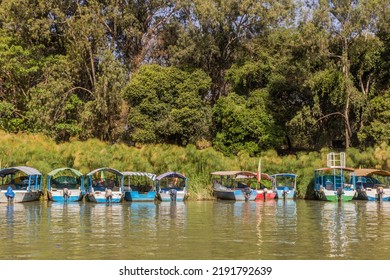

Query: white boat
[156,172,187,202]
[85,167,124,203]
[0,166,42,203]
[47,167,85,202]
[354,169,390,201]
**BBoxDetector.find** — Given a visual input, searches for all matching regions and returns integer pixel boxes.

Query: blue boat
[354,169,390,201]
[156,172,187,202]
[123,171,157,202]
[47,167,85,202]
[211,171,258,201]
[0,166,42,203]
[85,167,124,203]
[271,173,298,199]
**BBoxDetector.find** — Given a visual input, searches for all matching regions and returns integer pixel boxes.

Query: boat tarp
[48,167,83,177]
[86,167,123,177]
[0,166,42,177]
[355,169,390,177]
[122,171,156,180]
[156,171,186,181]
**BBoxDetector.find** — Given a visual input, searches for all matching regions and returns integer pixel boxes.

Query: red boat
[254,173,276,201]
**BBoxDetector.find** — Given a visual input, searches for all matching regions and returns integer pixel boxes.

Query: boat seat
[325,182,334,190]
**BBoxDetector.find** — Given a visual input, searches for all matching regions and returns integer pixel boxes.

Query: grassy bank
[0,130,389,200]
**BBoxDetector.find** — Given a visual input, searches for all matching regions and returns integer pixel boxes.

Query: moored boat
[272,173,298,199]
[354,169,390,201]
[211,171,258,201]
[85,167,124,203]
[314,167,356,201]
[123,171,157,202]
[47,167,85,202]
[314,152,356,202]
[156,172,187,202]
[254,173,276,201]
[0,166,43,203]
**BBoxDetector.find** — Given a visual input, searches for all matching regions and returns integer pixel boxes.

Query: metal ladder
[327,152,346,168]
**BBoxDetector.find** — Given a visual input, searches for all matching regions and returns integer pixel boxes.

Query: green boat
[314,153,357,202]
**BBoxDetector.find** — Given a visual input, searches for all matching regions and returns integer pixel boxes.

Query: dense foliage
[1,0,389,156]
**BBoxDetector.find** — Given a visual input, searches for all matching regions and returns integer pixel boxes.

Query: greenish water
[0,200,390,260]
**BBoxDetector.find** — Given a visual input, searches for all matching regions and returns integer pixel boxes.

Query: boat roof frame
[0,166,42,177]
[47,167,83,177]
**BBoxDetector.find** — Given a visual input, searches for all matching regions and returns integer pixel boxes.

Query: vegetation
[1,0,389,154]
[0,131,388,199]
[0,1,389,199]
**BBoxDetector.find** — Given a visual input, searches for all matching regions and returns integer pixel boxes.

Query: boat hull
[214,189,257,201]
[124,191,156,202]
[315,189,356,202]
[157,190,186,202]
[255,191,276,201]
[275,189,296,199]
[0,191,41,203]
[356,189,390,201]
[85,191,124,203]
[48,190,84,202]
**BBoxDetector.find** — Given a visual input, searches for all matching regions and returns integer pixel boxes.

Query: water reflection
[318,201,358,259]
[2,200,390,259]
[254,200,298,259]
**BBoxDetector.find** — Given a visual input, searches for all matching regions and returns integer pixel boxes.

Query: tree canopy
[0,0,389,155]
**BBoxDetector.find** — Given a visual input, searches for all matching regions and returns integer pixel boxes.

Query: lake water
[1,199,390,260]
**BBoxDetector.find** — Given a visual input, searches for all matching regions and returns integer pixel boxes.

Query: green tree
[212,91,283,156]
[168,0,295,102]
[124,64,212,146]
[358,91,390,146]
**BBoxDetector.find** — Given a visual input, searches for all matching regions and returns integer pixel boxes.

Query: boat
[47,167,85,202]
[123,171,157,202]
[354,169,390,201]
[85,167,124,203]
[272,173,298,199]
[313,152,356,202]
[211,171,258,201]
[0,166,43,203]
[156,172,187,202]
[254,173,276,201]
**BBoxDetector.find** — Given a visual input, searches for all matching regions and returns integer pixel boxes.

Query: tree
[124,64,212,146]
[168,0,295,102]
[212,91,283,156]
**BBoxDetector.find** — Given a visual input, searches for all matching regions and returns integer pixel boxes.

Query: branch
[312,111,352,136]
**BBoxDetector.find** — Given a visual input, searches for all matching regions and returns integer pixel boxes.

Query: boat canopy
[0,166,41,177]
[355,169,390,177]
[48,167,83,177]
[156,171,186,181]
[122,171,156,180]
[86,167,123,177]
[271,173,298,178]
[211,171,271,180]
[315,167,355,172]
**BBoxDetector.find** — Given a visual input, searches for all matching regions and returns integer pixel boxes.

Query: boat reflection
[319,201,358,258]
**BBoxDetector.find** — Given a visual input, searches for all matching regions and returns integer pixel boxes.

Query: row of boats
[211,153,390,202]
[211,167,390,202]
[0,166,187,203]
[0,153,388,204]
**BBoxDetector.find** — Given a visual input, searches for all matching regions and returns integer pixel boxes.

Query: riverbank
[0,130,389,200]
